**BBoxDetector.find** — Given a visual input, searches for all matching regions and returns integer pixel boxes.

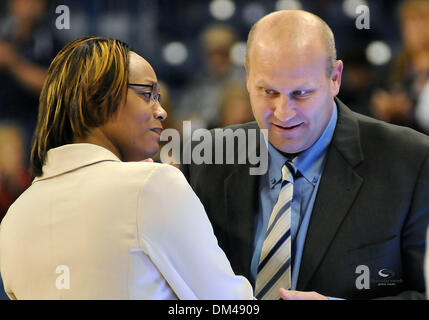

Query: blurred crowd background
[1,0,429,299]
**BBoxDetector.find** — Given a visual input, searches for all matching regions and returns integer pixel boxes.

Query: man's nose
[273,95,296,122]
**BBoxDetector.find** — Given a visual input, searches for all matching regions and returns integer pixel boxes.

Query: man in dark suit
[180,10,429,299]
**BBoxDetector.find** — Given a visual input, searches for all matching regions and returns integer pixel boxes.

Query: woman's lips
[150,128,163,136]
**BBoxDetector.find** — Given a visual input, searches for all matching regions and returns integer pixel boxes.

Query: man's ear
[330,60,343,97]
[244,59,250,91]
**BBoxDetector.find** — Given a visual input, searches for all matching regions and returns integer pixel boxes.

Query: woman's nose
[154,104,167,121]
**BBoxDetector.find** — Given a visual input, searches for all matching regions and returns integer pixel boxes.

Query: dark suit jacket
[180,99,429,299]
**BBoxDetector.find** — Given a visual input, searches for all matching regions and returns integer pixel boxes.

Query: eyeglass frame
[127,83,162,105]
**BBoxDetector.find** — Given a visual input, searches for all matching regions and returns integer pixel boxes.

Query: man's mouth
[273,123,303,130]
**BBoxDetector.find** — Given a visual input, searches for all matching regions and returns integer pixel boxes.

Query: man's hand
[279,288,328,300]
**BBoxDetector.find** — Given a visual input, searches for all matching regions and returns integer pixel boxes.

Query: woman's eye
[138,92,152,99]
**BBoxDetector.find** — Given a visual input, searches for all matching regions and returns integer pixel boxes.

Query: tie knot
[282,161,298,183]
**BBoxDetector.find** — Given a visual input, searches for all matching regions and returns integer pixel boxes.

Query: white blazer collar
[33,143,121,183]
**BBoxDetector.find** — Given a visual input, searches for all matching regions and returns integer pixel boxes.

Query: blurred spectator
[0,0,62,141]
[370,0,429,133]
[338,46,375,117]
[219,81,254,127]
[177,24,245,129]
[0,122,31,223]
[416,80,429,132]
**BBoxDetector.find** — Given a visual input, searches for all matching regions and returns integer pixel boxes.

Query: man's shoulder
[339,108,429,169]
[336,99,429,150]
[352,110,429,150]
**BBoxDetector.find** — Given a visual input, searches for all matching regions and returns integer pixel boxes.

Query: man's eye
[264,89,277,95]
[292,90,311,98]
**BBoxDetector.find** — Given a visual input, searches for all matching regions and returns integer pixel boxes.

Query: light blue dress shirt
[251,103,338,291]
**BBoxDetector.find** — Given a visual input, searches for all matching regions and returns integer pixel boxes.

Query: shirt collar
[268,101,338,187]
[33,143,121,183]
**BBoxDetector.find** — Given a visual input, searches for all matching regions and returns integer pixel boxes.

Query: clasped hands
[279,288,328,300]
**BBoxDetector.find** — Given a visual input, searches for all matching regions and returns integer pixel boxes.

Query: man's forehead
[254,31,323,54]
[253,73,318,89]
[253,40,324,65]
[248,44,329,86]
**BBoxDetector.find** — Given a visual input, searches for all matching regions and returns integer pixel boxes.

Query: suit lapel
[223,123,266,283]
[224,165,259,282]
[297,99,364,290]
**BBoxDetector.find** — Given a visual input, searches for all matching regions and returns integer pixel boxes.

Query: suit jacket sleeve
[375,151,429,300]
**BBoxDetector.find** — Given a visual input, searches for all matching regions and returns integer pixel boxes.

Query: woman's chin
[123,150,157,162]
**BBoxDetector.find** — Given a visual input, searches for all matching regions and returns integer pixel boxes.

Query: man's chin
[270,142,308,158]
[269,137,305,155]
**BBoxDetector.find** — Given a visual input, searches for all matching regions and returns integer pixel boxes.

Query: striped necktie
[255,160,297,300]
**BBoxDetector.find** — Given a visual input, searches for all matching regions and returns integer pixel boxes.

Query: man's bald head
[245,10,337,76]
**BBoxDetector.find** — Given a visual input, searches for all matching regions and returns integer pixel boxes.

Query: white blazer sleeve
[0,222,15,300]
[136,164,254,300]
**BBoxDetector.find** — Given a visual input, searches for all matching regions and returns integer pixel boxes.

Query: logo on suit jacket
[355,265,402,290]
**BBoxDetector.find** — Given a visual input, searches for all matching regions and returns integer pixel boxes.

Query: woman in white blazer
[0,37,253,300]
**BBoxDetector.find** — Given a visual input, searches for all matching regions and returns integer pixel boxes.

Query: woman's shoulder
[111,162,186,187]
[117,161,182,176]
